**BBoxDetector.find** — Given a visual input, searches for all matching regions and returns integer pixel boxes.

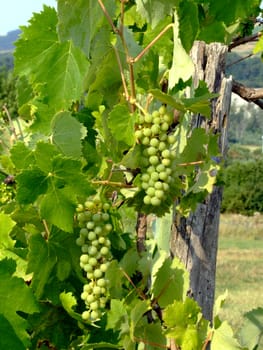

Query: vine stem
[42,219,50,240]
[136,212,147,253]
[91,180,134,188]
[120,267,147,300]
[2,104,18,140]
[130,23,174,64]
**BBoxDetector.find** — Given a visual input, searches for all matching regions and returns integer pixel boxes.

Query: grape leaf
[51,111,86,159]
[10,142,35,170]
[40,189,76,233]
[0,259,39,348]
[168,10,195,89]
[108,104,135,146]
[239,307,263,350]
[34,142,59,173]
[57,0,115,57]
[15,6,88,111]
[16,169,48,204]
[0,212,16,249]
[27,234,57,299]
[60,292,82,322]
[107,299,127,331]
[211,321,243,350]
[134,322,167,350]
[0,314,25,350]
[163,298,209,349]
[136,0,178,28]
[178,0,199,52]
[151,256,189,308]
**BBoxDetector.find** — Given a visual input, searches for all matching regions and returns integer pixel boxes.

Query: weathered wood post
[170,41,232,322]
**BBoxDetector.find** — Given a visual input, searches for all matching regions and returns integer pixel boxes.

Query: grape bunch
[76,198,113,321]
[135,106,177,207]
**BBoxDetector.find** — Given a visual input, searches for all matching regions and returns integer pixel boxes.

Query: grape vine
[0,1,261,349]
[76,198,113,321]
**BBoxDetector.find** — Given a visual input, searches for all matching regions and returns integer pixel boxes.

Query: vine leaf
[16,169,48,204]
[60,292,82,322]
[238,307,263,350]
[57,0,116,57]
[14,5,88,111]
[163,298,209,350]
[0,212,16,249]
[27,234,57,299]
[0,259,39,348]
[108,105,135,146]
[168,10,195,89]
[136,0,177,28]
[211,321,243,350]
[52,111,86,159]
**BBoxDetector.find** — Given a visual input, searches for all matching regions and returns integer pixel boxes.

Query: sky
[0,0,57,35]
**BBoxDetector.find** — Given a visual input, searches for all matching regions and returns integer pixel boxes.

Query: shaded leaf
[108,105,135,146]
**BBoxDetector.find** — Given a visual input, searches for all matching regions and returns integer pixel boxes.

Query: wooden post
[170,41,232,322]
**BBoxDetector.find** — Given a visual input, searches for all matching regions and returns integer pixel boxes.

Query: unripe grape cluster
[76,198,113,321]
[135,106,177,207]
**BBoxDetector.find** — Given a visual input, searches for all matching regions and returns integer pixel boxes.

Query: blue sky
[0,0,57,35]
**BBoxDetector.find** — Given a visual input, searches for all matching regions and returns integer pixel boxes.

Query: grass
[216,214,263,347]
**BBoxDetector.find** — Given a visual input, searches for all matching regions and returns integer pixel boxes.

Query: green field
[216,214,263,347]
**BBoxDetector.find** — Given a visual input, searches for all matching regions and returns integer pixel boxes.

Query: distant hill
[0,29,21,52]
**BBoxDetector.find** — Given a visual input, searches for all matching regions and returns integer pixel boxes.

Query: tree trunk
[170,41,232,322]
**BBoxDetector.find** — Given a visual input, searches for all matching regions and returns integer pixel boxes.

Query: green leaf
[34,142,59,173]
[0,259,39,348]
[107,299,127,331]
[198,21,227,44]
[134,322,167,350]
[239,307,263,350]
[15,6,88,110]
[151,256,189,307]
[16,169,48,204]
[60,292,82,322]
[0,314,25,350]
[136,0,178,28]
[40,189,75,233]
[163,298,208,349]
[27,234,57,299]
[108,105,135,146]
[188,162,220,194]
[0,212,16,249]
[130,300,150,338]
[149,89,186,111]
[168,10,195,88]
[51,111,86,158]
[57,0,116,57]
[178,0,199,52]
[10,142,35,170]
[211,321,243,350]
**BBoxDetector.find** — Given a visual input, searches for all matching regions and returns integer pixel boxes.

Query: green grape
[159,105,166,115]
[162,158,171,167]
[161,149,171,159]
[147,146,158,156]
[152,110,160,118]
[86,221,95,229]
[82,310,90,321]
[155,190,164,199]
[97,278,107,287]
[94,269,103,278]
[100,246,109,256]
[88,231,96,240]
[135,129,143,139]
[90,310,100,320]
[161,122,169,131]
[146,187,155,197]
[143,127,152,137]
[142,136,150,145]
[100,263,108,273]
[143,195,151,205]
[90,301,99,311]
[83,264,93,272]
[150,138,159,147]
[151,197,161,206]
[80,254,89,264]
[149,155,159,165]
[150,171,159,182]
[151,124,160,135]
[144,114,152,123]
